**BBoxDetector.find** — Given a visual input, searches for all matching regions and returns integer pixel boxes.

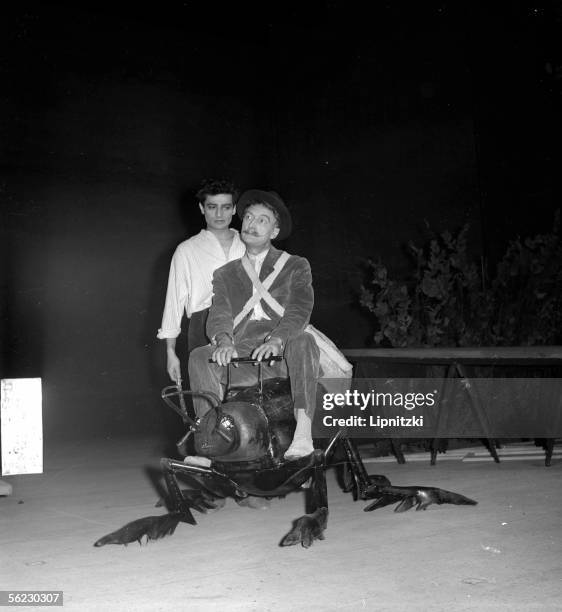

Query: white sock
[293,410,312,441]
[284,410,314,458]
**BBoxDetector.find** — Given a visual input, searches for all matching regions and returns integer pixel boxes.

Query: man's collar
[236,245,283,284]
[247,248,269,265]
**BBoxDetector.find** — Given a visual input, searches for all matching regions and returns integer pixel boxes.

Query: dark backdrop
[2,2,561,440]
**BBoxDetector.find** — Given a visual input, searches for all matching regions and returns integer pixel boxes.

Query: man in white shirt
[157,179,246,384]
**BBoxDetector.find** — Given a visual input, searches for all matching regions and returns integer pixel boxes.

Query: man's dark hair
[196,179,238,204]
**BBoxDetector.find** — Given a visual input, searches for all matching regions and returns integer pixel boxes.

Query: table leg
[430,364,456,465]
[455,363,500,463]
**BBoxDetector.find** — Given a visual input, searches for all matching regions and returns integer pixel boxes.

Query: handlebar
[161,385,232,443]
[207,356,283,364]
[161,386,222,425]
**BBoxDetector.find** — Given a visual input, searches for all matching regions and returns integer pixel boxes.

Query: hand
[212,340,238,366]
[167,351,182,384]
[251,338,282,363]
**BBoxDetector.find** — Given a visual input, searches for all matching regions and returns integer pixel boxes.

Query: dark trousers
[188,321,320,419]
[187,308,210,353]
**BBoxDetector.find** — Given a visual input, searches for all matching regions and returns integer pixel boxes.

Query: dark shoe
[236,496,271,510]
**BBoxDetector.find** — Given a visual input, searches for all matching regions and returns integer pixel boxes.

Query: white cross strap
[233,251,290,329]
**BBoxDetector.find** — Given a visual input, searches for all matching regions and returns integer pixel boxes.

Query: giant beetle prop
[94,357,476,548]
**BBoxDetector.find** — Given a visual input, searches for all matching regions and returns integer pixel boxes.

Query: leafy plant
[360,213,562,347]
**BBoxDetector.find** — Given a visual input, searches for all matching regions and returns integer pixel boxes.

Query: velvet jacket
[207,246,314,344]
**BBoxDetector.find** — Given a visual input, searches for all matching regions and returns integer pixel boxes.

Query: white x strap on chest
[233,252,290,329]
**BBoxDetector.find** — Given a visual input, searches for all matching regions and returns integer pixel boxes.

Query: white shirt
[157,229,246,339]
[248,249,271,321]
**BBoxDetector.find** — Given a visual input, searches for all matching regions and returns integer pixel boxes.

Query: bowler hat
[237,189,292,241]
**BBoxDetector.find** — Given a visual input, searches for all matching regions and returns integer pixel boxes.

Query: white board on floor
[1,378,43,475]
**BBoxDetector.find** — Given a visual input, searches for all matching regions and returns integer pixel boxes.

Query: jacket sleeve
[267,257,314,343]
[206,268,234,342]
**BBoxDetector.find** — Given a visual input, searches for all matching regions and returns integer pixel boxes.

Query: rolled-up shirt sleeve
[157,247,191,339]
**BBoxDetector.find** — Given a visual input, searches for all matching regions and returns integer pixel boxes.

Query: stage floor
[1,436,561,611]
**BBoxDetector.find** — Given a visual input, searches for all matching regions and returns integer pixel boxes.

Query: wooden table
[342,346,562,465]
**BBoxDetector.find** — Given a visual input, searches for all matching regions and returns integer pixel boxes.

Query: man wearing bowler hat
[188,189,320,463]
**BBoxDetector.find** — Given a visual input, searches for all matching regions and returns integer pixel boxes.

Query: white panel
[1,378,43,475]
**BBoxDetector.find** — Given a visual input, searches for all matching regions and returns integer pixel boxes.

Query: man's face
[199,194,235,231]
[241,203,280,248]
